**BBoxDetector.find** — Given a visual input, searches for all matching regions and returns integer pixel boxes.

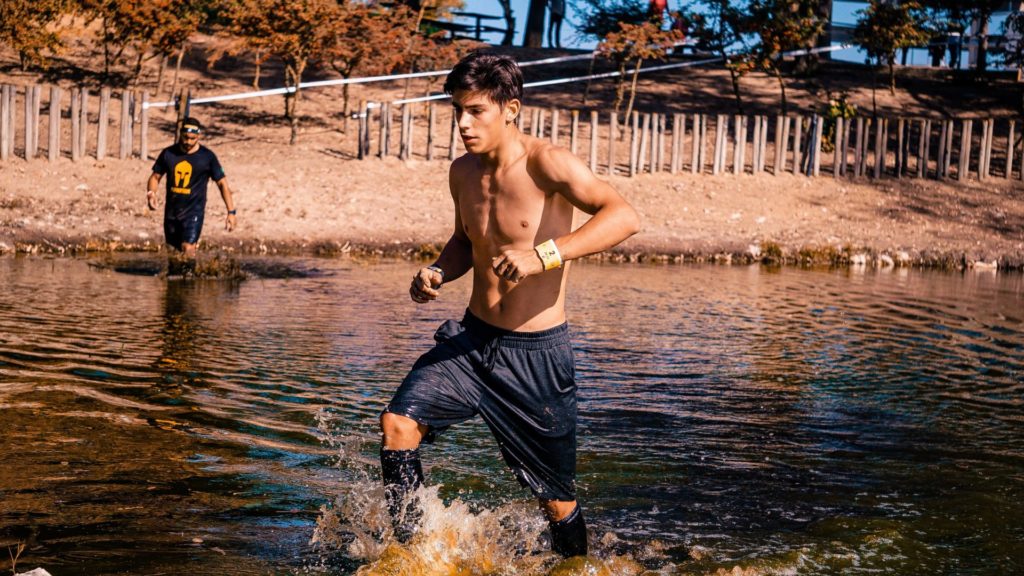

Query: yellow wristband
[534,239,562,271]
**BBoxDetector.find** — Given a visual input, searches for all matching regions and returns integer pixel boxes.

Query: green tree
[0,0,72,70]
[598,20,683,122]
[222,0,339,144]
[747,0,825,115]
[680,0,753,113]
[853,0,930,96]
[326,3,413,132]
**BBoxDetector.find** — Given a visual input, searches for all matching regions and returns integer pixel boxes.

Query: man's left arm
[215,177,236,232]
[538,146,640,263]
[492,146,640,282]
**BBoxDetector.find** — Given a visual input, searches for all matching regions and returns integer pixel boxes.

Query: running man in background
[379,52,640,558]
[146,117,236,275]
[548,0,565,49]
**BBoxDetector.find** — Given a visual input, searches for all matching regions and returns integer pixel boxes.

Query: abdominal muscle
[467,253,570,332]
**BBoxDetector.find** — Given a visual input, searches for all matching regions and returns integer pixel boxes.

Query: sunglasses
[182,126,201,135]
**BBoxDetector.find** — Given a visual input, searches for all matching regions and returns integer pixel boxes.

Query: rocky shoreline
[1,233,1019,272]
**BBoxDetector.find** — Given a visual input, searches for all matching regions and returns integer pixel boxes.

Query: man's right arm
[146,172,162,211]
[410,165,473,303]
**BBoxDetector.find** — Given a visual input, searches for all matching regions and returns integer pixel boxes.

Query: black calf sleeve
[549,505,588,558]
[380,448,424,542]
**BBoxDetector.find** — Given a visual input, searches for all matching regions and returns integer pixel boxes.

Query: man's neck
[477,130,525,171]
[179,143,200,154]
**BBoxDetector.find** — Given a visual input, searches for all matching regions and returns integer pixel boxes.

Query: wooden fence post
[23,85,33,160]
[936,120,948,178]
[119,90,133,159]
[752,114,762,174]
[588,110,597,172]
[607,111,617,176]
[636,113,649,175]
[139,91,150,160]
[736,115,747,175]
[70,87,81,161]
[550,108,559,145]
[873,118,885,178]
[97,87,111,160]
[958,119,972,181]
[853,117,864,177]
[655,112,663,172]
[671,113,682,174]
[79,88,89,158]
[1,85,9,161]
[921,117,929,176]
[980,118,993,180]
[377,102,388,158]
[758,116,768,174]
[356,99,366,159]
[692,113,703,174]
[895,118,905,177]
[772,115,784,174]
[48,86,60,162]
[449,110,458,160]
[815,112,823,175]
[840,116,851,176]
[832,117,843,178]
[648,113,658,173]
[1007,119,1016,179]
[570,109,579,155]
[629,111,639,176]
[792,116,804,175]
[426,102,435,161]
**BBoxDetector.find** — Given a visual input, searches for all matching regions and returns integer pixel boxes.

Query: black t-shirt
[152,144,225,220]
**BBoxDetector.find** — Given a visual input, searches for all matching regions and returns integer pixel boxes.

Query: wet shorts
[385,310,578,501]
[164,213,204,251]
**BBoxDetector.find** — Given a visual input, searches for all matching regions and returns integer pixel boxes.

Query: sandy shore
[1,134,1022,269]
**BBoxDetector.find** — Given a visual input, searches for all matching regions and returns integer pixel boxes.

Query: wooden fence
[0,80,1020,185]
[0,83,149,163]
[358,100,1024,183]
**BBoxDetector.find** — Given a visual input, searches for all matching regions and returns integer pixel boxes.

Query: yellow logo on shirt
[171,160,193,194]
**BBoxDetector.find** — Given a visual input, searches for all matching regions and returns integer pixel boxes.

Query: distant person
[378,52,640,558]
[649,0,668,24]
[547,0,565,48]
[146,117,236,275]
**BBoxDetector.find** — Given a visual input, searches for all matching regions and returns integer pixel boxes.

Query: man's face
[178,128,201,151]
[451,90,517,154]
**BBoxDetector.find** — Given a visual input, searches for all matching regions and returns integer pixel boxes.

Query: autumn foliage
[598,21,682,122]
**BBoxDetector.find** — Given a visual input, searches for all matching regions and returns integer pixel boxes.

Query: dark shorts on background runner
[385,310,578,501]
[164,213,204,251]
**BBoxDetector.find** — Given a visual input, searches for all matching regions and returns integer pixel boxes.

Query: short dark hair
[443,52,523,106]
[181,117,203,132]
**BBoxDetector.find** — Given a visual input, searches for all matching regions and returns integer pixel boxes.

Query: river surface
[1,256,1022,575]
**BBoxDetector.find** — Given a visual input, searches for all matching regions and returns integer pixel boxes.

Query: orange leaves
[597,21,683,64]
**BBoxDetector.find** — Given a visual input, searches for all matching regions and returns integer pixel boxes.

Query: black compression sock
[380,447,424,542]
[549,505,588,558]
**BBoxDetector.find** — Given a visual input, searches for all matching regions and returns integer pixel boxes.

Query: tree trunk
[253,49,263,89]
[612,61,627,118]
[523,0,546,48]
[775,67,788,116]
[726,57,744,114]
[582,52,597,105]
[343,82,351,134]
[623,58,643,123]
[888,55,896,94]
[977,13,991,72]
[498,0,515,46]
[156,54,168,95]
[169,46,186,101]
[285,61,306,145]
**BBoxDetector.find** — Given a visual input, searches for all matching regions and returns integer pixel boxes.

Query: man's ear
[505,99,521,123]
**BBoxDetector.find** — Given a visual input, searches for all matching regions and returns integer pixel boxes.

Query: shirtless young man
[379,52,640,558]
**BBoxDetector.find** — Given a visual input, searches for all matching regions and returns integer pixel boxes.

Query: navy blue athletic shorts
[384,310,578,501]
[164,213,204,251]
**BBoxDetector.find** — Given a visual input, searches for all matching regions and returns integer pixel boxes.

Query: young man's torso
[153,144,224,221]
[452,134,575,332]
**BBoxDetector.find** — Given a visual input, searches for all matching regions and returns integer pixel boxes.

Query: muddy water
[1,256,1022,575]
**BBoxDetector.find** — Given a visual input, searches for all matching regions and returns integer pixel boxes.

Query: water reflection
[0,258,1021,575]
